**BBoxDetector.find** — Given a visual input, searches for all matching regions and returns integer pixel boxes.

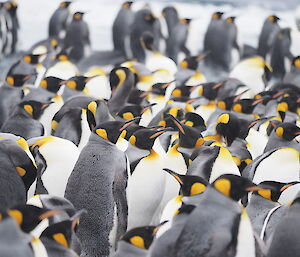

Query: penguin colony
[0,1,300,257]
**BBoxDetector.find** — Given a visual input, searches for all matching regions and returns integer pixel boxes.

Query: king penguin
[65,119,137,257]
[257,15,281,58]
[48,1,72,39]
[64,12,90,62]
[112,1,134,58]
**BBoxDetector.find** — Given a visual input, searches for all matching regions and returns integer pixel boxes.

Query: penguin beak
[245,186,262,192]
[251,98,265,106]
[273,91,285,99]
[141,103,157,114]
[119,117,141,131]
[233,89,250,103]
[140,91,149,98]
[23,74,33,81]
[149,127,174,139]
[280,184,293,192]
[85,75,98,83]
[167,114,185,135]
[212,82,223,89]
[163,168,184,185]
[247,116,275,129]
[39,210,61,220]
[196,52,210,61]
[161,80,175,89]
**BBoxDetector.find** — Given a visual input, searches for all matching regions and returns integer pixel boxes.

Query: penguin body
[129,9,157,62]
[28,136,80,197]
[65,122,129,257]
[48,1,71,38]
[257,15,280,58]
[0,84,23,127]
[64,12,90,62]
[166,18,191,63]
[112,2,134,57]
[267,196,300,257]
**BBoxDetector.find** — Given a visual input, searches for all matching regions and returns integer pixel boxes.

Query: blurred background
[17,0,300,54]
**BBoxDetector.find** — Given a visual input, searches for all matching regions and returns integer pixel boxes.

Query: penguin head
[53,48,71,61]
[73,12,85,20]
[254,181,299,202]
[225,16,236,23]
[129,127,172,150]
[183,112,205,130]
[121,226,156,249]
[40,76,65,93]
[87,99,111,130]
[292,56,300,68]
[60,1,72,8]
[6,204,60,233]
[143,11,156,24]
[162,6,178,18]
[274,123,300,141]
[23,53,45,65]
[5,1,18,12]
[267,15,280,23]
[151,81,174,96]
[171,86,191,99]
[163,168,208,196]
[117,105,143,120]
[6,74,34,87]
[94,118,139,144]
[232,98,260,114]
[140,31,155,51]
[19,100,51,119]
[180,55,206,70]
[65,76,92,93]
[128,89,148,105]
[122,1,133,8]
[215,113,241,146]
[109,67,132,93]
[212,11,224,19]
[167,114,204,149]
[194,82,223,100]
[212,174,261,201]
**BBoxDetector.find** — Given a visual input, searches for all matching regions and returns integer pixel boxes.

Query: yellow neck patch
[8,210,23,225]
[16,138,29,151]
[53,233,69,248]
[23,56,31,63]
[115,69,126,88]
[96,129,109,141]
[130,236,145,249]
[185,121,194,127]
[277,102,288,113]
[168,107,180,117]
[88,101,98,118]
[51,120,59,131]
[195,137,204,148]
[198,86,203,96]
[190,183,206,196]
[58,55,68,61]
[24,105,33,116]
[214,179,231,197]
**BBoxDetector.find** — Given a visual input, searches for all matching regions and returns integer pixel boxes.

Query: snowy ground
[15,0,300,55]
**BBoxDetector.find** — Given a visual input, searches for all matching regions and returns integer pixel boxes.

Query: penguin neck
[90,133,115,146]
[144,148,159,160]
